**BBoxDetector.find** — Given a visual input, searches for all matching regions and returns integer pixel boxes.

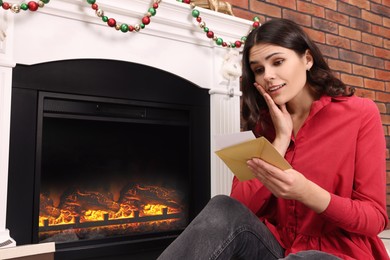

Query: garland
[0,0,49,12]
[1,0,261,48]
[86,0,160,32]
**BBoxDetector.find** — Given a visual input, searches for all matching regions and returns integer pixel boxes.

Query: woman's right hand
[254,82,292,156]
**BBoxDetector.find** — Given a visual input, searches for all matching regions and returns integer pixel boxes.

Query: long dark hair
[241,18,353,131]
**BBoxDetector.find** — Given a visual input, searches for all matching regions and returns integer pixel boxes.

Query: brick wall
[228,0,390,219]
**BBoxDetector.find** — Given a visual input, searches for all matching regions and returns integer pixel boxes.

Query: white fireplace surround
[0,0,252,248]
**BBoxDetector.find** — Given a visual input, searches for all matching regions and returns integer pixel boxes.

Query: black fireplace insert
[7,59,211,260]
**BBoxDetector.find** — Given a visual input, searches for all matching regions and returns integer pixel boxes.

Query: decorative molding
[0,12,8,52]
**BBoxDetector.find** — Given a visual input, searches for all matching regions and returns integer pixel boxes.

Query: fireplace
[7,59,210,259]
[0,0,251,258]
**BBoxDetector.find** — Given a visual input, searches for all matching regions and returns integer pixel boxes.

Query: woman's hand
[247,158,331,213]
[254,82,292,156]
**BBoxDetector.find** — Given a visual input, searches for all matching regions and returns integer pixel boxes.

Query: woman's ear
[305,50,314,71]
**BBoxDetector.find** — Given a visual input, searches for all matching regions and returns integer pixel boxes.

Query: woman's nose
[263,68,275,82]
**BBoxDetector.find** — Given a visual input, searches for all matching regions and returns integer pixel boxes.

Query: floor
[379,230,390,255]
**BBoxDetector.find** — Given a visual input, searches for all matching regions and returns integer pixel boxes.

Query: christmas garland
[1,0,261,48]
[0,0,49,12]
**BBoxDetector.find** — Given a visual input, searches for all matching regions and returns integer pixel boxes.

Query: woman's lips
[268,83,286,93]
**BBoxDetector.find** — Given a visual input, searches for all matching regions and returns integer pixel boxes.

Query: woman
[158,18,388,260]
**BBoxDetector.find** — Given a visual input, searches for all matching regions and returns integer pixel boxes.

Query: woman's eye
[274,59,284,66]
[253,67,264,74]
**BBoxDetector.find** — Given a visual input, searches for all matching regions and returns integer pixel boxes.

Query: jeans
[157,195,341,260]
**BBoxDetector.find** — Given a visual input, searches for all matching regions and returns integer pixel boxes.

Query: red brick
[313,18,338,34]
[354,87,375,99]
[317,43,339,58]
[350,18,371,33]
[386,61,390,71]
[339,26,361,41]
[384,17,390,29]
[297,1,324,17]
[340,0,370,10]
[268,0,296,10]
[371,3,390,17]
[228,0,248,9]
[364,79,385,91]
[377,92,390,103]
[387,82,390,92]
[326,34,351,49]
[374,48,390,60]
[353,64,375,78]
[341,73,364,87]
[304,27,326,44]
[362,33,383,48]
[372,25,390,38]
[312,0,337,10]
[351,41,373,55]
[250,0,281,18]
[282,9,311,27]
[384,0,390,7]
[339,49,362,64]
[363,55,385,69]
[385,39,390,50]
[325,10,349,25]
[376,69,390,81]
[376,102,387,113]
[381,114,390,126]
[233,8,259,21]
[328,59,352,73]
[361,10,382,25]
[337,1,361,18]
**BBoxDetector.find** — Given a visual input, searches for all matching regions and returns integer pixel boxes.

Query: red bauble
[153,3,158,9]
[235,41,242,48]
[183,0,191,3]
[222,42,227,47]
[253,21,260,28]
[196,17,202,23]
[91,3,98,10]
[129,26,134,32]
[107,18,116,27]
[206,31,214,39]
[2,2,10,10]
[28,1,39,11]
[142,16,150,25]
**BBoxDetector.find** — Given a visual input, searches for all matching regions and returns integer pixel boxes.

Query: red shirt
[230,95,389,260]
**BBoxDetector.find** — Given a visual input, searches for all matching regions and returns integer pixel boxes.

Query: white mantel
[0,0,252,248]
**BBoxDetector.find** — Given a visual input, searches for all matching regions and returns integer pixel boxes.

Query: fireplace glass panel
[38,96,190,243]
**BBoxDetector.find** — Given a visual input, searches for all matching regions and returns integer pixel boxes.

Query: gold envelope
[215,137,292,181]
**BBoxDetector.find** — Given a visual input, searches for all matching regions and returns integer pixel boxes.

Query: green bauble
[148,7,156,16]
[87,0,96,4]
[20,3,28,10]
[42,0,50,3]
[0,0,3,5]
[192,9,200,18]
[216,38,223,45]
[102,16,108,22]
[120,24,129,32]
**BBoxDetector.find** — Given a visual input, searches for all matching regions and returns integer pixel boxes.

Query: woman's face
[249,43,313,106]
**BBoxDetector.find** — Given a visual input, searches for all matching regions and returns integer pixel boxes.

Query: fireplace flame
[39,184,185,228]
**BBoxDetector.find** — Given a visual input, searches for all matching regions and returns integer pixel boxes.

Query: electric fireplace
[7,59,210,259]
